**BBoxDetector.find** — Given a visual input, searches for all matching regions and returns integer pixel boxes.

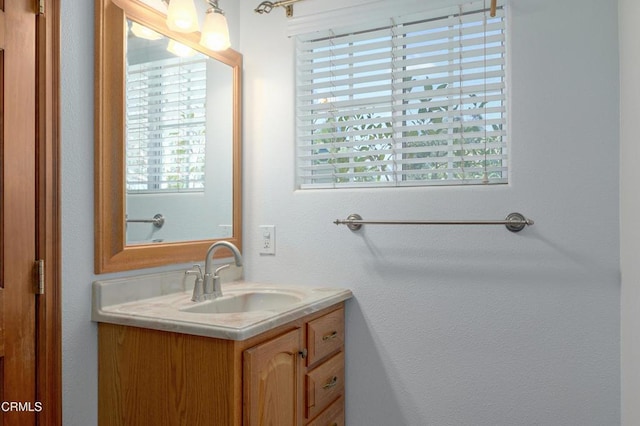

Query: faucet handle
[186,265,205,302]
[186,264,203,279]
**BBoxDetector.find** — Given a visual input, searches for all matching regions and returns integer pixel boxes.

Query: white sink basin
[180,291,304,314]
[92,270,352,340]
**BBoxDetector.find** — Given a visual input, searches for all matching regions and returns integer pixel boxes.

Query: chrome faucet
[189,241,243,302]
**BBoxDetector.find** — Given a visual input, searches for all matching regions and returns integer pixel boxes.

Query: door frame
[35,0,61,424]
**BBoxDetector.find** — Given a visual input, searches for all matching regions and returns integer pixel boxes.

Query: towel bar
[333,212,534,233]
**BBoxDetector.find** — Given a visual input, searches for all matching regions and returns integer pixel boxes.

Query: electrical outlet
[259,225,276,255]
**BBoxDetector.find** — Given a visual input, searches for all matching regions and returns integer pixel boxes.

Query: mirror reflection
[94,0,242,273]
[124,20,234,244]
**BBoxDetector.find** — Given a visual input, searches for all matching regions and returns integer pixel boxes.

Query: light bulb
[199,10,230,51]
[131,22,163,40]
[167,39,197,57]
[166,0,200,33]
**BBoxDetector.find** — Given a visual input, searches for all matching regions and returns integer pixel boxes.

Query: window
[126,40,207,193]
[295,0,507,188]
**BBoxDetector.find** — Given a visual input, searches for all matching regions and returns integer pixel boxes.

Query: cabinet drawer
[306,352,344,420]
[307,395,344,426]
[307,308,344,366]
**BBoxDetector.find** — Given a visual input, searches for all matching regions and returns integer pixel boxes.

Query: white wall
[239,0,620,424]
[61,0,620,425]
[61,1,97,423]
[619,0,640,424]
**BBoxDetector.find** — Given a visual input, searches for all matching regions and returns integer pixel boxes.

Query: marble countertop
[92,270,352,341]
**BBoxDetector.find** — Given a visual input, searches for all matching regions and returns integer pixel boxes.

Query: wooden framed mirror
[95,0,242,273]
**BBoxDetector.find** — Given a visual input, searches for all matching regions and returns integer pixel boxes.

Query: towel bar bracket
[126,213,165,229]
[504,212,530,233]
[344,214,364,231]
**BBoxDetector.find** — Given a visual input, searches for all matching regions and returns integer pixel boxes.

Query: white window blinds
[295,0,507,188]
[126,54,207,193]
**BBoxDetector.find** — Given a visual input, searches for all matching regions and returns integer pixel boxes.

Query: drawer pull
[322,331,338,341]
[323,376,338,389]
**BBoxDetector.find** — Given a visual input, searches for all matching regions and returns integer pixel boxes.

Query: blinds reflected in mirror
[126,24,207,193]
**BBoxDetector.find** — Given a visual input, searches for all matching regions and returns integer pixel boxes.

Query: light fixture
[167,39,197,57]
[130,22,163,40]
[166,0,200,33]
[161,0,315,51]
[200,1,231,51]
[254,0,304,18]
[164,0,231,51]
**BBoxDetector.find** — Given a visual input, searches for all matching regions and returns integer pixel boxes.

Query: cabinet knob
[298,348,308,358]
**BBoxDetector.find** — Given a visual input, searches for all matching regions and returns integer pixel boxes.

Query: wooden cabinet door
[0,0,38,425]
[243,329,303,426]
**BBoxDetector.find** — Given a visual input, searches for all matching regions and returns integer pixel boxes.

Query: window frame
[295,0,508,189]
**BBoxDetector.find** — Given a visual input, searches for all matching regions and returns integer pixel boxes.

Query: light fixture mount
[207,0,224,15]
[254,0,304,18]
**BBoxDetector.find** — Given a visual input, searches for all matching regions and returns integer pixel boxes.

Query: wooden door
[244,329,303,426]
[0,0,38,424]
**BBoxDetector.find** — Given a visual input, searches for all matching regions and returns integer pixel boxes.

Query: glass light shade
[131,22,163,40]
[166,0,200,33]
[167,39,197,57]
[199,11,231,51]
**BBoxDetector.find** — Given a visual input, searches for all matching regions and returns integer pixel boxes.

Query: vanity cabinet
[243,328,303,425]
[98,303,346,426]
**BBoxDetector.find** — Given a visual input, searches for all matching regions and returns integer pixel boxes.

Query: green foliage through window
[296,0,507,188]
